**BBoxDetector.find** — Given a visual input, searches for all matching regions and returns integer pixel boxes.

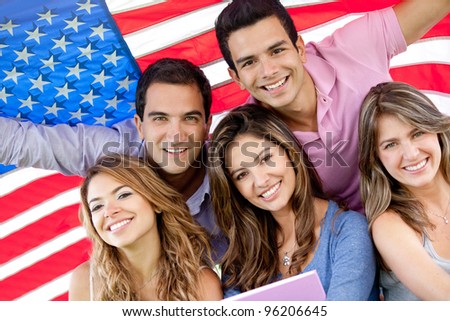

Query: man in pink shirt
[215,0,450,213]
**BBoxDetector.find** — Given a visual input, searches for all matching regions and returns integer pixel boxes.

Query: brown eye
[261,153,272,163]
[90,204,103,213]
[118,192,132,200]
[236,171,248,181]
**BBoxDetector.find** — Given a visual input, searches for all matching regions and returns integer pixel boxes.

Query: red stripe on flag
[211,82,250,114]
[390,64,450,93]
[422,17,450,39]
[0,174,82,222]
[135,30,221,70]
[0,240,91,301]
[112,0,222,35]
[1,204,82,264]
[288,3,349,30]
[53,293,69,301]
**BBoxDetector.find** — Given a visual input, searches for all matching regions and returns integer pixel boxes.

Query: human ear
[295,36,307,64]
[134,114,145,140]
[205,114,212,140]
[228,67,246,90]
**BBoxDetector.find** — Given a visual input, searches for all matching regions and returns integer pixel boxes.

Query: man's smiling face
[227,15,307,112]
[134,82,209,175]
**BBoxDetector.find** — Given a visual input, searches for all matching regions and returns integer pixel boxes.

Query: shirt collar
[186,171,210,216]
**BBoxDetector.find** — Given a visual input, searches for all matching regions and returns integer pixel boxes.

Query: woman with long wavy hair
[209,104,377,300]
[359,81,450,300]
[69,155,222,300]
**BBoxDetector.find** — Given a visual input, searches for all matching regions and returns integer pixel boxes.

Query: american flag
[0,0,449,301]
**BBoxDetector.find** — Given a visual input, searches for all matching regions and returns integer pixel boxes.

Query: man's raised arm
[0,117,141,177]
[394,0,450,45]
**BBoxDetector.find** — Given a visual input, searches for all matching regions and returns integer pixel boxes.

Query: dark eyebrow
[146,111,168,118]
[88,185,128,205]
[236,54,256,66]
[229,147,270,177]
[267,40,289,52]
[146,111,204,118]
[235,40,289,66]
[184,111,203,118]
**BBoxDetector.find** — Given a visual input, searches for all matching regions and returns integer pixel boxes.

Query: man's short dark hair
[215,0,298,74]
[135,58,212,121]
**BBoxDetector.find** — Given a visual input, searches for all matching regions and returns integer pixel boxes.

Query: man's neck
[159,165,206,201]
[268,71,318,132]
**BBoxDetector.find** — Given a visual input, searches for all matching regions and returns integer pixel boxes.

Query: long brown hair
[79,155,214,300]
[209,104,326,291]
[359,82,450,246]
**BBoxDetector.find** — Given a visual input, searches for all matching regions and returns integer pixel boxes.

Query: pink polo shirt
[299,7,406,213]
[249,8,407,213]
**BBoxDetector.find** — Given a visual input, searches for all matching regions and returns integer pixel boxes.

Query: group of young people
[1,0,449,301]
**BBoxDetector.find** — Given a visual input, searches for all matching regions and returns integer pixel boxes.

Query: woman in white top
[359,81,450,300]
[69,155,222,300]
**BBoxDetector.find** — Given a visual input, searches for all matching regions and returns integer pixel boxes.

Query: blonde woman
[69,155,222,300]
[359,81,450,300]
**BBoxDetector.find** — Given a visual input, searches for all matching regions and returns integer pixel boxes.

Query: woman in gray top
[209,105,378,300]
[359,82,450,300]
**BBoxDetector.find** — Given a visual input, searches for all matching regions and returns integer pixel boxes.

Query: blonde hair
[359,82,450,247]
[209,104,326,291]
[79,155,214,300]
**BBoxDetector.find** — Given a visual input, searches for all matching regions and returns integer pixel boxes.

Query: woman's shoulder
[197,267,223,300]
[325,200,367,225]
[70,261,91,285]
[69,261,91,301]
[372,210,404,227]
[372,210,420,242]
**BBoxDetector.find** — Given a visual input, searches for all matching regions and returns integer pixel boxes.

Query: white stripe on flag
[391,39,450,67]
[0,188,81,239]
[106,0,330,16]
[16,272,73,301]
[123,2,229,58]
[106,0,165,14]
[0,227,87,281]
[0,168,59,197]
[425,91,450,115]
[202,60,231,88]
[281,0,336,7]
[300,14,362,44]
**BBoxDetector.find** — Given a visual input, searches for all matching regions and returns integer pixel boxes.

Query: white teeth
[404,159,427,171]
[265,78,286,90]
[110,219,131,231]
[165,148,187,153]
[261,182,281,199]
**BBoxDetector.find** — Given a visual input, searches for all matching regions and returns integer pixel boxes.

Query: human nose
[260,56,278,78]
[402,141,420,160]
[253,169,270,187]
[104,200,120,218]
[166,121,186,141]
